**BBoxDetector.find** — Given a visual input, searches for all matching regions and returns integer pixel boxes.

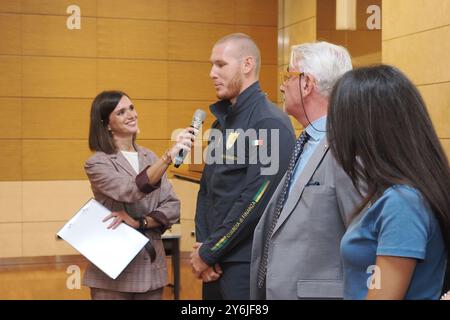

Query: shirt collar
[305,116,327,141]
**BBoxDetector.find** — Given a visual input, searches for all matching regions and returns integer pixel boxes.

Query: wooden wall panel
[0,0,21,13]
[136,139,170,159]
[0,140,22,181]
[169,0,281,27]
[0,56,21,97]
[169,22,277,64]
[237,25,277,65]
[260,64,279,103]
[345,31,381,58]
[179,218,196,252]
[282,18,317,65]
[382,1,450,164]
[169,22,234,62]
[277,65,285,105]
[22,15,96,57]
[22,140,90,181]
[283,0,317,26]
[351,52,382,68]
[382,26,450,86]
[0,13,21,55]
[278,0,284,28]
[97,60,168,100]
[316,0,381,65]
[383,0,450,40]
[22,57,96,98]
[442,139,450,161]
[21,0,97,16]
[97,0,167,19]
[170,179,200,221]
[419,83,450,139]
[167,100,215,135]
[0,182,22,223]
[97,19,168,59]
[168,62,215,101]
[22,98,90,139]
[316,0,334,30]
[22,222,77,256]
[278,28,284,67]
[133,100,168,140]
[0,223,22,257]
[0,259,91,299]
[168,0,235,24]
[0,98,21,139]
[235,0,278,26]
[0,0,279,258]
[22,180,92,222]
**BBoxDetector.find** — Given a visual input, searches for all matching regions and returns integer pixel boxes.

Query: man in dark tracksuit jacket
[190,33,295,300]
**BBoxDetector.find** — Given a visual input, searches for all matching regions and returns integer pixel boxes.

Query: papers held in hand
[57,198,149,279]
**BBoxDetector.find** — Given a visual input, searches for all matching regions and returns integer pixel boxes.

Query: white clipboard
[57,198,149,279]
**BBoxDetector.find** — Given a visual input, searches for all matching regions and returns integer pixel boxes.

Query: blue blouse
[341,185,446,299]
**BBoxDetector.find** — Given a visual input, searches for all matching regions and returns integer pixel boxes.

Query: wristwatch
[139,216,148,231]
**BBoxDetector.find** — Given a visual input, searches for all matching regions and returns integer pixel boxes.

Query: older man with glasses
[250,41,362,300]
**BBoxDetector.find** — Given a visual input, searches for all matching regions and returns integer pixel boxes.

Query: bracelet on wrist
[161,149,173,165]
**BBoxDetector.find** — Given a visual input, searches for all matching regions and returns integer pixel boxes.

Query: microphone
[173,109,206,168]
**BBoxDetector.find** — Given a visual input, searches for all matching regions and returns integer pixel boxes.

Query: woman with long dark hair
[327,65,450,299]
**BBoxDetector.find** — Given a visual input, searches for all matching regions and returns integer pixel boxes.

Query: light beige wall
[0,0,278,257]
[382,0,450,159]
[278,0,317,134]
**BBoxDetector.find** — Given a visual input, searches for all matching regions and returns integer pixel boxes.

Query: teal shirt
[288,116,327,195]
[341,185,446,299]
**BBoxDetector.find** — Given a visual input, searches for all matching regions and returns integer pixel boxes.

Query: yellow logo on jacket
[226,132,240,150]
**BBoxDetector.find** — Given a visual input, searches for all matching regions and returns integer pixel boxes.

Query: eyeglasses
[280,70,304,83]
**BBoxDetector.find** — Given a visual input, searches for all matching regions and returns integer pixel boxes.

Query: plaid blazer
[82,145,180,293]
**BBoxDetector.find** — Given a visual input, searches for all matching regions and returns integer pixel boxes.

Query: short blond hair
[215,33,261,77]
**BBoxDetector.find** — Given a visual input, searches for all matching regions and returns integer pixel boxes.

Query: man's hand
[200,264,223,283]
[190,242,223,282]
[190,242,210,277]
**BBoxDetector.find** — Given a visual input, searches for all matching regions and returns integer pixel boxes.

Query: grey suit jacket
[82,145,180,293]
[250,138,361,299]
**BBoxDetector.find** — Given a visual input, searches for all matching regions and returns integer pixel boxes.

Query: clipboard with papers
[57,198,149,279]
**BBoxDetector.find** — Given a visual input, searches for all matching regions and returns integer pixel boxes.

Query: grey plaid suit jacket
[82,145,180,293]
[250,138,362,299]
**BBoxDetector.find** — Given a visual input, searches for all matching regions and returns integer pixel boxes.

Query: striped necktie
[257,131,310,289]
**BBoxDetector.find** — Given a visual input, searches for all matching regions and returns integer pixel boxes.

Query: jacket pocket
[297,280,343,299]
